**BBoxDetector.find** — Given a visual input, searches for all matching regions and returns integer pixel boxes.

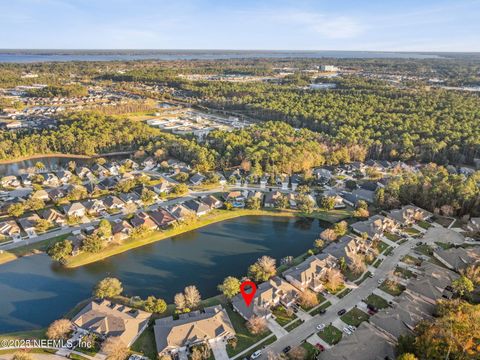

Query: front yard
[379,279,406,296]
[365,294,389,309]
[401,254,421,266]
[318,325,343,345]
[394,266,414,279]
[417,220,432,230]
[340,308,369,327]
[384,232,401,242]
[271,305,296,326]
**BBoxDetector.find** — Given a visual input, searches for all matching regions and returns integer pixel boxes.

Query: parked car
[337,309,346,316]
[316,323,326,331]
[318,308,327,315]
[368,309,376,316]
[347,325,356,332]
[343,327,352,335]
[367,304,378,312]
[315,344,325,352]
[377,278,385,285]
[282,346,291,354]
[250,350,262,359]
[416,241,423,246]
[368,272,374,278]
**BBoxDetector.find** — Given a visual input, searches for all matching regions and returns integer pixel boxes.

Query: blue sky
[1,0,480,51]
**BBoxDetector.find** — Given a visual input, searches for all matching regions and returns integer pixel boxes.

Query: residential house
[102,195,125,211]
[283,254,338,292]
[260,176,268,189]
[98,177,119,190]
[184,200,210,216]
[63,202,87,218]
[387,205,432,227]
[44,173,60,187]
[154,305,235,355]
[432,247,480,271]
[40,208,66,227]
[406,262,459,304]
[0,220,21,240]
[19,173,33,186]
[323,189,345,209]
[148,209,176,229]
[118,192,141,206]
[75,166,91,179]
[352,188,375,203]
[30,189,49,201]
[142,157,156,169]
[232,277,300,320]
[201,195,223,209]
[321,322,396,360]
[351,215,397,240]
[151,181,171,195]
[72,300,150,347]
[69,232,86,256]
[55,170,72,184]
[47,188,67,202]
[130,212,158,230]
[1,176,20,188]
[18,213,41,234]
[167,204,194,221]
[111,220,134,242]
[263,191,282,208]
[105,162,120,176]
[91,164,109,178]
[189,173,206,186]
[82,199,106,216]
[340,191,362,207]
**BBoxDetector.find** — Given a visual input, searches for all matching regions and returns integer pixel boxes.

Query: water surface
[0,215,324,332]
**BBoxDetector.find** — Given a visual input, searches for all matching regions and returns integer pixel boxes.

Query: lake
[0,50,443,63]
[0,215,325,333]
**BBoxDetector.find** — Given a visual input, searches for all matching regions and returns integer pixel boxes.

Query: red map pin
[240,280,257,307]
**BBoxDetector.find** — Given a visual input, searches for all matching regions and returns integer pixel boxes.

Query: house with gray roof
[433,247,480,271]
[283,254,338,292]
[154,305,235,355]
[387,205,432,226]
[351,215,397,240]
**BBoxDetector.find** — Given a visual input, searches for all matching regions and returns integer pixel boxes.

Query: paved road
[258,236,415,357]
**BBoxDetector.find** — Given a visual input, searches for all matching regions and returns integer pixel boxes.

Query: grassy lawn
[343,268,361,282]
[433,216,455,228]
[271,305,296,326]
[0,233,70,266]
[417,220,432,230]
[337,288,352,299]
[404,227,421,235]
[340,308,369,326]
[373,258,383,268]
[384,232,401,242]
[394,266,414,279]
[384,247,394,256]
[285,319,304,332]
[0,329,46,341]
[365,294,389,309]
[318,325,343,345]
[435,242,453,250]
[302,342,319,359]
[225,305,271,357]
[310,301,332,316]
[377,241,389,253]
[69,354,91,360]
[415,244,434,256]
[355,271,372,285]
[379,280,406,296]
[401,255,421,266]
[131,324,157,359]
[241,335,276,359]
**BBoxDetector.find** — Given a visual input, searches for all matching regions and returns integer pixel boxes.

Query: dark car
[318,309,326,314]
[337,309,346,316]
[282,346,291,353]
[315,343,325,352]
[367,304,378,312]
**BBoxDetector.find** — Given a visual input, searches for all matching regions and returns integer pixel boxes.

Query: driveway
[266,318,288,338]
[210,340,229,360]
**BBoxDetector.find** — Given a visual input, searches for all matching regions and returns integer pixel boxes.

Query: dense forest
[183,78,480,165]
[25,84,88,98]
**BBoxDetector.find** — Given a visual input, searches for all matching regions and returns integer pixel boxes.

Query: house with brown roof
[283,254,338,292]
[201,195,223,209]
[351,215,397,240]
[232,277,300,320]
[63,202,87,218]
[72,300,151,347]
[111,220,133,242]
[387,205,432,226]
[0,220,21,240]
[130,212,158,230]
[154,305,235,355]
[148,209,176,229]
[167,204,195,221]
[39,208,66,227]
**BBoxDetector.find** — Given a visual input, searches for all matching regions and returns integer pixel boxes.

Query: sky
[1,0,480,51]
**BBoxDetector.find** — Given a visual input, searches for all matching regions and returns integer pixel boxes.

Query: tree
[348,253,366,275]
[321,196,336,210]
[288,346,307,360]
[353,207,370,218]
[81,234,105,253]
[68,161,76,171]
[7,203,25,217]
[46,319,72,339]
[47,240,73,262]
[396,354,418,360]
[190,343,212,360]
[218,276,241,299]
[94,277,123,299]
[275,195,289,209]
[248,256,277,282]
[461,264,480,286]
[246,316,268,335]
[96,157,106,165]
[297,194,315,213]
[298,290,318,309]
[97,219,112,240]
[297,185,311,195]
[26,197,45,211]
[333,221,348,236]
[35,161,45,171]
[174,293,187,312]
[320,228,338,242]
[171,183,189,195]
[184,285,202,309]
[101,337,129,360]
[144,296,167,314]
[324,268,344,292]
[12,353,33,360]
[357,200,368,210]
[35,219,52,233]
[313,238,324,250]
[246,197,261,210]
[141,188,157,206]
[451,276,474,297]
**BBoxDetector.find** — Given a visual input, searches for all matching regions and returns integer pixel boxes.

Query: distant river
[0,215,325,333]
[0,50,444,63]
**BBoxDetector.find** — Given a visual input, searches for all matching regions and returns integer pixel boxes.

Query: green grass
[404,227,421,235]
[310,301,332,316]
[0,329,46,341]
[435,242,453,250]
[377,241,389,253]
[70,353,91,360]
[343,268,361,282]
[131,324,157,359]
[337,288,352,299]
[379,280,406,296]
[285,319,304,332]
[318,325,343,345]
[302,342,320,359]
[384,232,401,242]
[340,308,369,326]
[240,335,277,359]
[417,220,432,230]
[373,258,383,268]
[394,266,414,279]
[355,271,372,285]
[415,244,434,256]
[365,294,389,309]
[0,233,70,266]
[384,247,394,256]
[225,305,272,357]
[271,305,296,326]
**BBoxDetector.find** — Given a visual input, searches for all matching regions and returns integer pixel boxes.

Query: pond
[0,215,325,333]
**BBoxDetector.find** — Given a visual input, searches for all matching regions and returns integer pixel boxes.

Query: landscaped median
[63,207,351,268]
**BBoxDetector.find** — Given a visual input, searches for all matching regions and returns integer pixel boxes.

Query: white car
[343,327,352,335]
[347,325,356,332]
[316,323,326,331]
[377,278,385,285]
[251,350,262,359]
